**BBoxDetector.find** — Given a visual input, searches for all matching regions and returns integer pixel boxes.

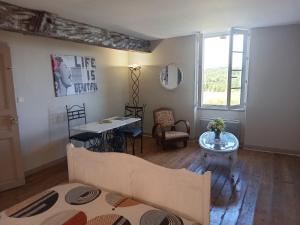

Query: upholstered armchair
[152,108,190,149]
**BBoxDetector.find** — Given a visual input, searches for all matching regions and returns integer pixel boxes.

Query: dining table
[71,116,141,152]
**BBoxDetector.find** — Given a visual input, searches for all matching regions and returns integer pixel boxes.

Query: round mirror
[160,64,183,90]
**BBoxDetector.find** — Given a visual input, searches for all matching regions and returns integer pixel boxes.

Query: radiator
[198,118,241,141]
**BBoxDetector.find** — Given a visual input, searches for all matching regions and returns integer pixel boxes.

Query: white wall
[131,24,300,155]
[0,31,129,171]
[244,24,300,153]
[128,35,245,141]
[128,35,197,136]
[196,109,246,141]
[2,23,299,172]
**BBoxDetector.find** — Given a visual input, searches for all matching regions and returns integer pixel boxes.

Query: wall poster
[51,54,98,97]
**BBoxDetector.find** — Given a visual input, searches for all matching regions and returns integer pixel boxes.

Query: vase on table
[214,130,221,140]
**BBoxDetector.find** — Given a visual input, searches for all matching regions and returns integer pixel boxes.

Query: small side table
[198,131,239,182]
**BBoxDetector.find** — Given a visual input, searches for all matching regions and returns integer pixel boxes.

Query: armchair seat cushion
[158,131,189,140]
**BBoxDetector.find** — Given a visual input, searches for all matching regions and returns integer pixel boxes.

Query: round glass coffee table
[199,131,239,182]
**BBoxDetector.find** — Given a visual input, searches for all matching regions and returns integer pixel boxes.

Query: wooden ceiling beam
[0,1,151,52]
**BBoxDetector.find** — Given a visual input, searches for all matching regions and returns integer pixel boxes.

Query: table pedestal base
[200,150,238,183]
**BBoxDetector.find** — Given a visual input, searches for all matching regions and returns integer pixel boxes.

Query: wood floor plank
[210,178,233,225]
[0,159,68,211]
[172,148,200,169]
[271,154,299,225]
[210,159,244,225]
[236,152,263,225]
[211,165,225,188]
[187,150,206,172]
[253,153,274,225]
[220,151,256,225]
[211,168,229,205]
[0,137,299,225]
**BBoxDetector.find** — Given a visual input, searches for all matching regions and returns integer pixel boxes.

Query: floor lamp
[128,64,141,107]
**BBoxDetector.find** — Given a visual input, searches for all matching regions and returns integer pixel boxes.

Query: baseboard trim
[25,156,67,177]
[0,178,25,192]
[25,142,298,178]
[244,144,300,157]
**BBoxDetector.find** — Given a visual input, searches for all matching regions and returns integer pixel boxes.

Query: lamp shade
[128,64,141,70]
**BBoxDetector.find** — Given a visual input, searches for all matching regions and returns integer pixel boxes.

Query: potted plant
[207,118,225,140]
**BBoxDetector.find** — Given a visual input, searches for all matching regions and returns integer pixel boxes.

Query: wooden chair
[152,108,190,149]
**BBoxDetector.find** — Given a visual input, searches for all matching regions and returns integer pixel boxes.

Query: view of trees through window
[202,32,245,107]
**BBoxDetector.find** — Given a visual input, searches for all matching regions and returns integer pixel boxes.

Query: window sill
[197,106,246,112]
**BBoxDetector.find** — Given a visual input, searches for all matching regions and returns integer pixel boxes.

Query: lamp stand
[129,67,141,107]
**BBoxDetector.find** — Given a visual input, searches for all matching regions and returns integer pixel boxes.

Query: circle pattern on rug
[6,190,59,218]
[65,185,101,205]
[106,192,140,208]
[40,210,87,225]
[140,210,184,225]
[87,214,131,225]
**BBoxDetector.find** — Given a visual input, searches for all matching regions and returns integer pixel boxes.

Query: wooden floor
[0,137,300,225]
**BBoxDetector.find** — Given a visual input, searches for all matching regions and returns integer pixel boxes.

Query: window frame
[200,28,249,111]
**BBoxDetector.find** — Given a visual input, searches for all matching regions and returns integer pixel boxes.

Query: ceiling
[7,0,300,40]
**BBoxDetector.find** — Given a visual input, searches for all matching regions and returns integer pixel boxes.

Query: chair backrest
[124,105,145,130]
[153,107,175,128]
[66,103,87,138]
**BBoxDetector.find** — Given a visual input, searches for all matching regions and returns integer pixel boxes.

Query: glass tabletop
[199,131,239,153]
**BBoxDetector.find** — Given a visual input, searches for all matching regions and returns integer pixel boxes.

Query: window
[201,28,249,109]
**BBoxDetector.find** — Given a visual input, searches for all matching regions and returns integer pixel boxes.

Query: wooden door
[0,42,24,191]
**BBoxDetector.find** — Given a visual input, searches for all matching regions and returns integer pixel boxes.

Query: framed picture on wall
[51,54,98,97]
